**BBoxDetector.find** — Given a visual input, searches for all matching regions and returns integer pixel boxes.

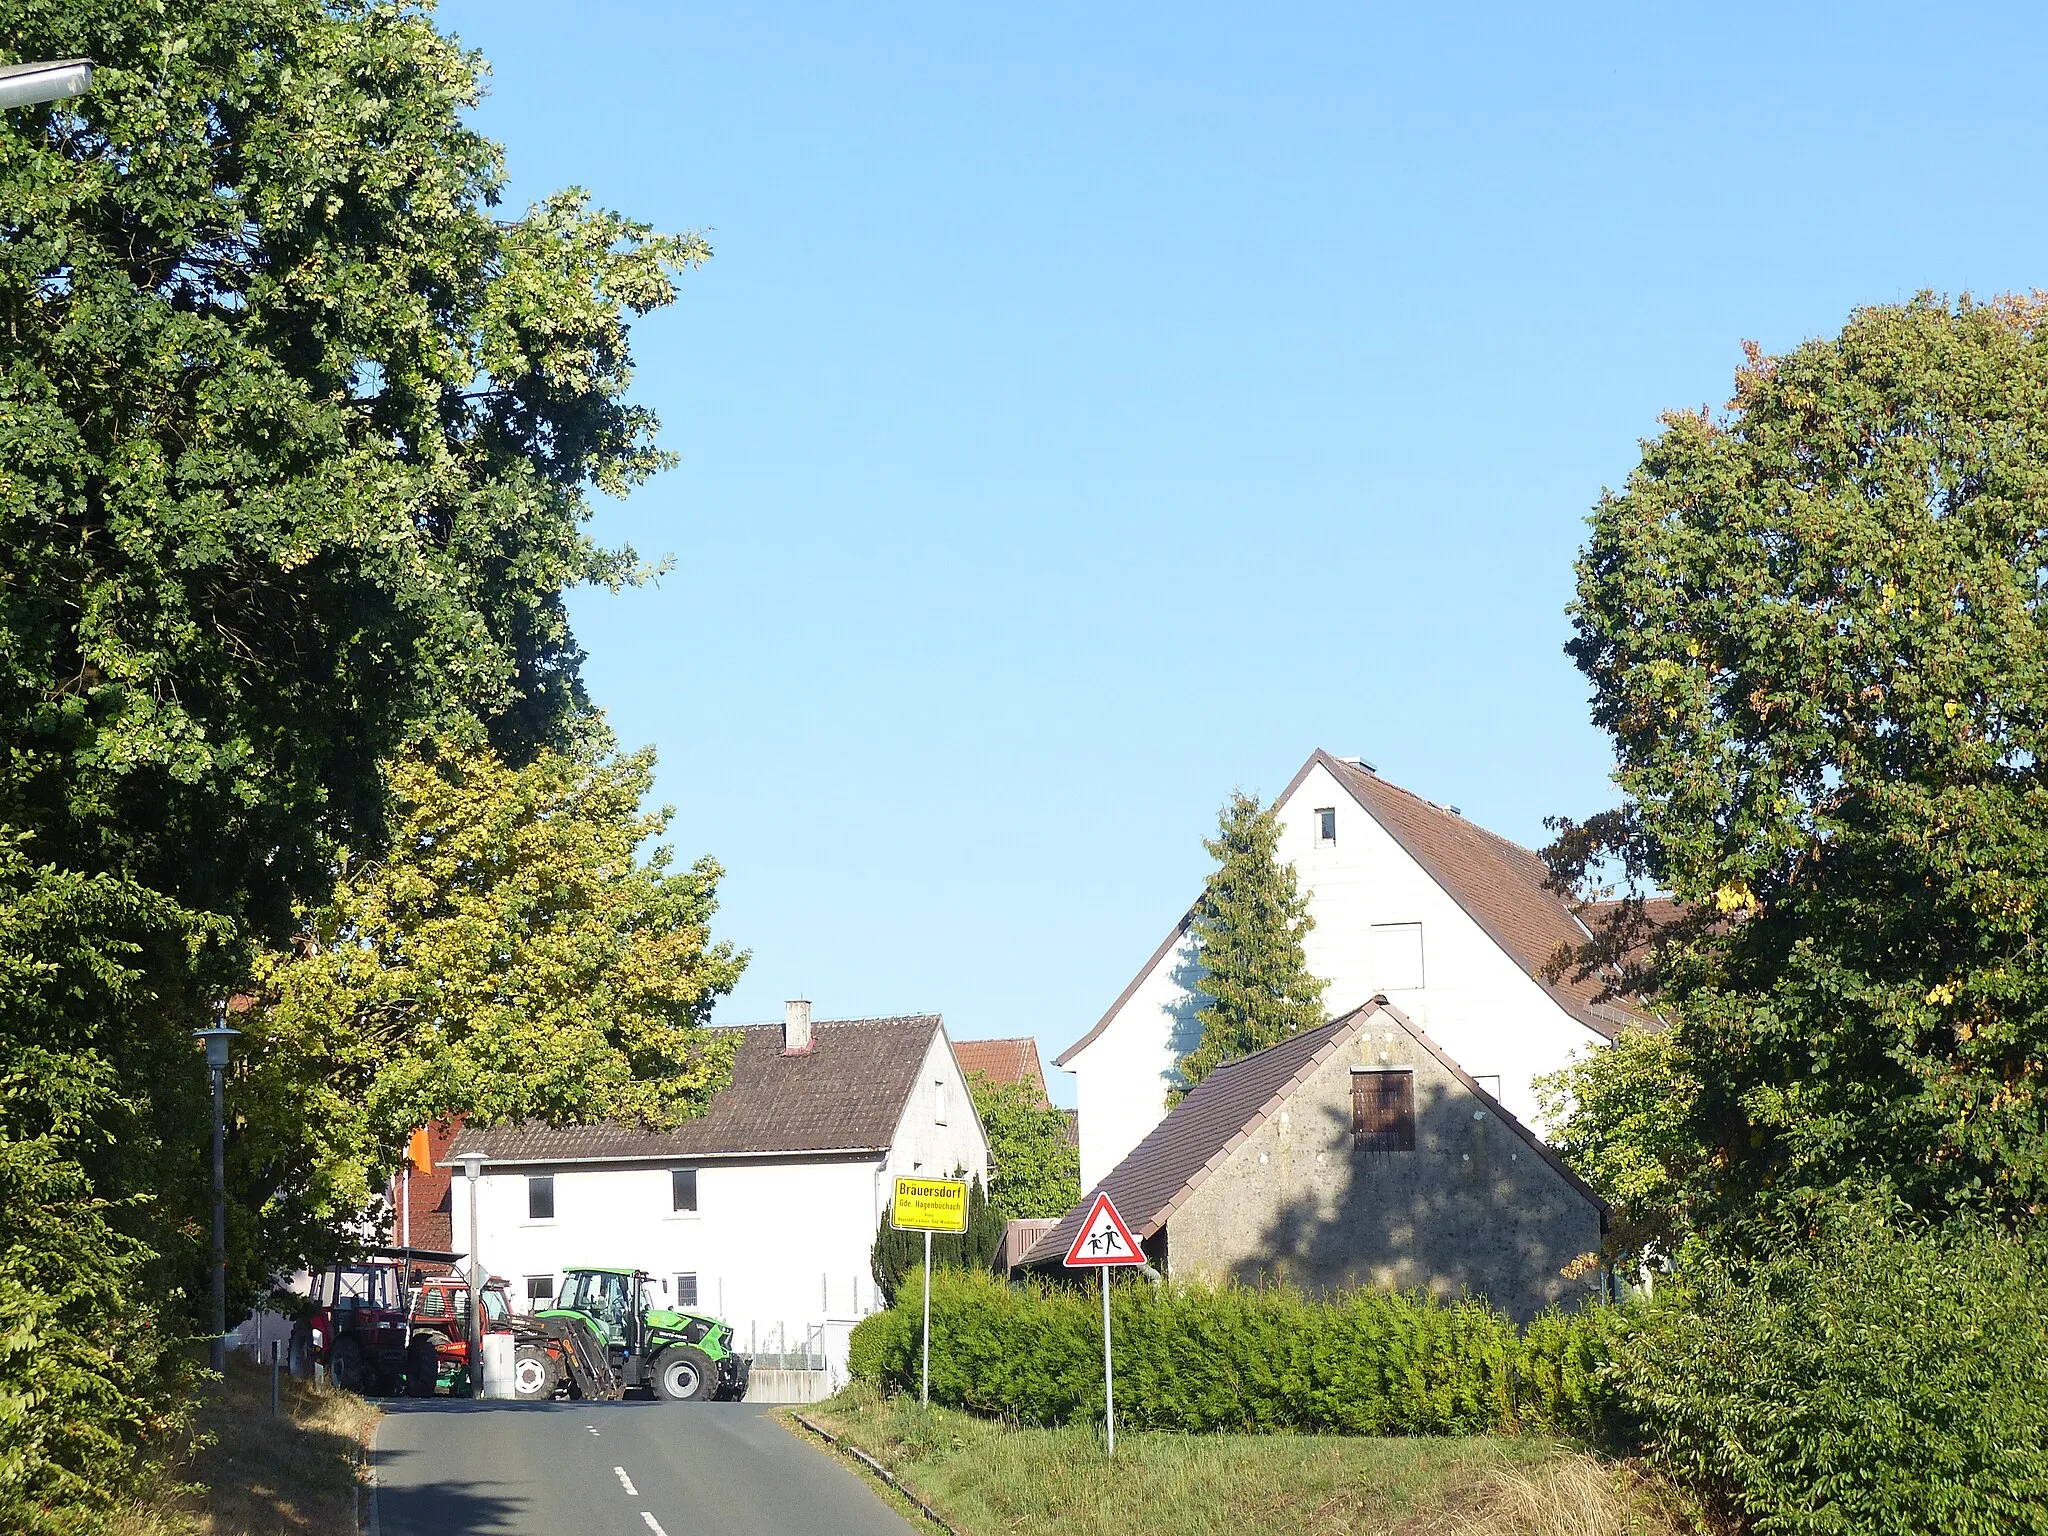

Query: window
[525,1275,555,1305]
[675,1272,699,1308]
[527,1174,555,1220]
[671,1167,698,1213]
[934,1080,949,1125]
[1367,922,1424,990]
[1352,1068,1416,1151]
[1314,807,1337,847]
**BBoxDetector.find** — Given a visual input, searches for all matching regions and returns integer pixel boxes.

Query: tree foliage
[1,1,710,1522]
[1552,295,2048,1225]
[1174,791,1327,1099]
[967,1071,1080,1223]
[239,738,746,1275]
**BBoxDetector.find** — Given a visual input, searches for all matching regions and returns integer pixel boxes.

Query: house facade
[1024,1000,1606,1321]
[443,1004,989,1379]
[1057,750,1651,1190]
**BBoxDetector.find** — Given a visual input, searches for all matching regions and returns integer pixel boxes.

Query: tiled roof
[444,1015,941,1164]
[1319,755,1654,1040]
[954,1037,1049,1103]
[1023,1000,1601,1267]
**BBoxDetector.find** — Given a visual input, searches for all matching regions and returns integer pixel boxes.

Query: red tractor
[403,1274,564,1400]
[290,1246,461,1395]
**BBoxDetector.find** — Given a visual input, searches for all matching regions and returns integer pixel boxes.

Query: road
[374,1398,915,1536]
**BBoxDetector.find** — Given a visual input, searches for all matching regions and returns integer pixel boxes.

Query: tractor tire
[288,1326,314,1380]
[512,1342,558,1400]
[407,1335,443,1397]
[333,1339,368,1394]
[652,1346,714,1402]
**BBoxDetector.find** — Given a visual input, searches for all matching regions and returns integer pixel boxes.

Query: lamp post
[193,1021,241,1372]
[0,59,93,109]
[451,1151,487,1394]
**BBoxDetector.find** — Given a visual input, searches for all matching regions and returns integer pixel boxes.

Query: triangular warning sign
[1063,1192,1146,1267]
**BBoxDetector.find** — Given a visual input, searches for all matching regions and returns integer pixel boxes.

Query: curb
[789,1412,961,1536]
[365,1414,382,1536]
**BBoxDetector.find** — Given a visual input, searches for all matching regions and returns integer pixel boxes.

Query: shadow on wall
[1242,1082,1595,1324]
[1159,944,1209,1106]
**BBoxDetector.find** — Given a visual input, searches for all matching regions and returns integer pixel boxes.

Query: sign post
[1061,1191,1145,1455]
[891,1175,969,1408]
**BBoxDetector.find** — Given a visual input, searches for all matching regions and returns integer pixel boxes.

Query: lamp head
[451,1151,488,1181]
[193,1024,241,1071]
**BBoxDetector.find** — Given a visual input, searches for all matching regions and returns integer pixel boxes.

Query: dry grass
[799,1385,1698,1536]
[112,1355,380,1536]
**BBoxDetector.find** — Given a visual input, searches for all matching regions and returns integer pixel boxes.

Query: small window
[1315,807,1337,847]
[527,1174,555,1220]
[1368,922,1425,990]
[525,1275,555,1304]
[675,1272,699,1308]
[934,1080,949,1125]
[672,1167,698,1213]
[1352,1069,1416,1151]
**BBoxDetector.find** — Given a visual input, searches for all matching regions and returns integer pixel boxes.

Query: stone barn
[1021,999,1605,1321]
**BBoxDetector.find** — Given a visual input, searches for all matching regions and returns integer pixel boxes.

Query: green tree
[1173,791,1328,1099]
[870,1177,1004,1306]
[1553,295,2048,1226]
[968,1072,1081,1222]
[238,737,746,1275]
[1,1,707,1521]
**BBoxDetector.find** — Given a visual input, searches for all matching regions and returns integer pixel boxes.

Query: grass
[794,1384,1699,1536]
[112,1355,380,1536]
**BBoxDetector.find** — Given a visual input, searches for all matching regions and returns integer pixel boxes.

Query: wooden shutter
[1352,1071,1415,1151]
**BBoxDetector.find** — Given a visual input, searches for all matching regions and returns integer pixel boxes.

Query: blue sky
[438,1,2047,1102]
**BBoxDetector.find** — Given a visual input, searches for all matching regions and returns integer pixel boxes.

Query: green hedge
[1609,1209,2048,1536]
[846,1266,1604,1437]
[850,1215,2048,1534]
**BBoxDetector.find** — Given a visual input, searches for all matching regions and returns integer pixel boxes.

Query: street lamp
[451,1151,488,1394]
[193,1021,241,1372]
[0,59,93,110]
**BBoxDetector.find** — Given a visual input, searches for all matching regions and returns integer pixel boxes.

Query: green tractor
[537,1266,750,1402]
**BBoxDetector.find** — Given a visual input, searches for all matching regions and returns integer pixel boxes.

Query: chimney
[784,998,813,1056]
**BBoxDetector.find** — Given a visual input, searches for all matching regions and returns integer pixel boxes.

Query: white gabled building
[1057,750,1652,1191]
[445,1004,989,1379]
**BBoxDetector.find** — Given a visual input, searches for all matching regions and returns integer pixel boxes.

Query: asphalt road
[374,1398,915,1536]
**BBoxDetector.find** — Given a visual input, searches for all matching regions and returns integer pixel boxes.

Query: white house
[1057,750,1653,1190]
[444,1003,989,1382]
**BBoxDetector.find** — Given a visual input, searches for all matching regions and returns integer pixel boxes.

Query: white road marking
[586,1425,600,1436]
[614,1467,638,1496]
[641,1514,669,1536]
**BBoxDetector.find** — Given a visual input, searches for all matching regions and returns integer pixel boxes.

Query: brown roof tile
[445,1015,941,1164]
[954,1037,1049,1103]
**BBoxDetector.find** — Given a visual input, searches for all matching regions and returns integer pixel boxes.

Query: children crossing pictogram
[1062,1192,1146,1267]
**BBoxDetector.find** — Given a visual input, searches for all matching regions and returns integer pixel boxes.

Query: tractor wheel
[288,1326,314,1380]
[512,1342,557,1400]
[407,1335,443,1397]
[652,1346,714,1402]
[333,1339,368,1394]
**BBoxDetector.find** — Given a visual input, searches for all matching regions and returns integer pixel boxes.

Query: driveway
[374,1398,915,1536]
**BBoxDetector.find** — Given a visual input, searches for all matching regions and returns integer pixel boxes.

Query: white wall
[1065,760,1603,1189]
[453,1154,885,1376]
[880,1028,993,1191]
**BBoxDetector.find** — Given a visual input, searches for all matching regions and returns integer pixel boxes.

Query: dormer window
[1315,807,1337,847]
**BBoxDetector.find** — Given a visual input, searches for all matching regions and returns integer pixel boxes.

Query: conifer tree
[1173,791,1328,1100]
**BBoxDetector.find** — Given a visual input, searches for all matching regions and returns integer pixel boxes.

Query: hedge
[1609,1209,2048,1536]
[846,1266,1607,1437]
[847,1210,2048,1535]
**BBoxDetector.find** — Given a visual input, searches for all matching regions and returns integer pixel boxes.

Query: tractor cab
[540,1265,750,1402]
